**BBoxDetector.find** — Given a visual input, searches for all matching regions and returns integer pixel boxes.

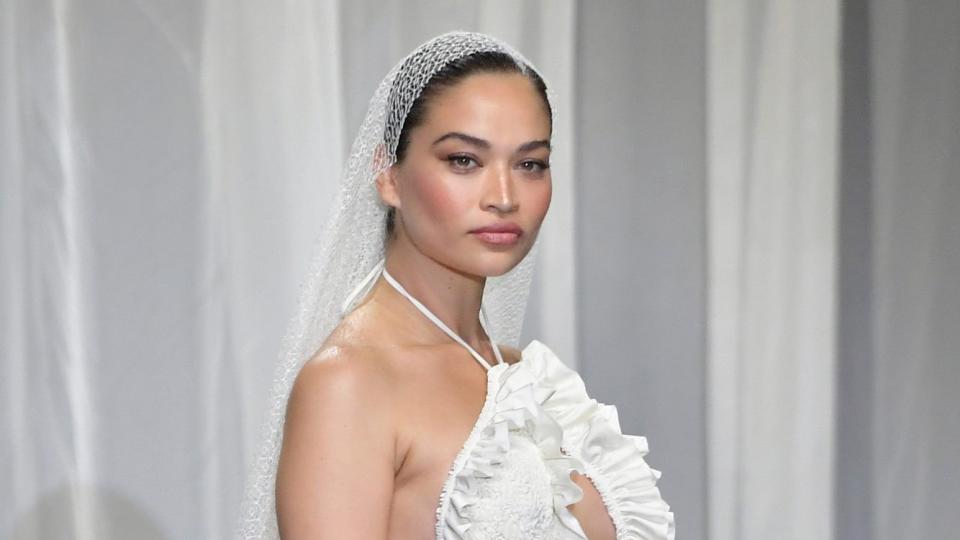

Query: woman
[238,31,674,540]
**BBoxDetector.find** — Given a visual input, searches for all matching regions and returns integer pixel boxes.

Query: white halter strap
[380,264,504,371]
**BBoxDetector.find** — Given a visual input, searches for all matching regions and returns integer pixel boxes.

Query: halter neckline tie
[380,265,504,371]
[339,258,504,371]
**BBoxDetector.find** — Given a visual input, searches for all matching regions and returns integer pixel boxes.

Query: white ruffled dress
[380,268,675,540]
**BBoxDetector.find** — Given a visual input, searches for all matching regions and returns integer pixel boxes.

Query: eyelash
[519,160,550,173]
[448,155,479,170]
[446,154,550,173]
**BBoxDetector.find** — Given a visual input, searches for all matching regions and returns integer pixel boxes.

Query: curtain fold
[707,1,840,539]
[199,1,346,537]
[2,1,99,538]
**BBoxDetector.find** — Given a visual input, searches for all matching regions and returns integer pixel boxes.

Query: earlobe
[375,164,401,209]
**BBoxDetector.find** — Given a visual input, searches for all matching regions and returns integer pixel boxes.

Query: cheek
[521,179,553,224]
[537,182,553,214]
[404,169,472,227]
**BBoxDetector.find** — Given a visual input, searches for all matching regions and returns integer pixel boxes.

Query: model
[237,31,675,540]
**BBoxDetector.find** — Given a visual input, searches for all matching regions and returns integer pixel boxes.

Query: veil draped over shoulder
[236,31,555,539]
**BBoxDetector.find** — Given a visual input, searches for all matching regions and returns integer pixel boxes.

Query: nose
[482,164,518,213]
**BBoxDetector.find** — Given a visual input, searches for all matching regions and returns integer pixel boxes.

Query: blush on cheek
[406,170,470,234]
[420,182,460,219]
[415,167,470,213]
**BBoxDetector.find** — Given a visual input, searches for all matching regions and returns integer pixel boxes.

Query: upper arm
[276,348,396,540]
[568,472,616,540]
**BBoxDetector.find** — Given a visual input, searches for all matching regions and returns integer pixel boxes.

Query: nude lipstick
[470,222,523,246]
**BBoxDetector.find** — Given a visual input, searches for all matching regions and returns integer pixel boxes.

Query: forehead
[414,72,551,145]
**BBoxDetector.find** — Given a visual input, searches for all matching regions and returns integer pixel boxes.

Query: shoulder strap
[382,265,503,370]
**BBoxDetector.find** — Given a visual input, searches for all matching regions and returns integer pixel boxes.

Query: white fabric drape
[199,2,345,537]
[0,2,575,539]
[707,1,840,539]
[707,1,960,539]
[1,0,346,537]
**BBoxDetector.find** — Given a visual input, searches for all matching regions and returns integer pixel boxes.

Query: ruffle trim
[434,340,675,540]
[435,360,588,540]
[524,340,676,540]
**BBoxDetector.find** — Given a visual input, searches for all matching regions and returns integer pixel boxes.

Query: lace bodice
[442,412,576,539]
[381,268,675,540]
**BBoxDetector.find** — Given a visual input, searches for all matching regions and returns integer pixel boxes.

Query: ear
[376,162,401,210]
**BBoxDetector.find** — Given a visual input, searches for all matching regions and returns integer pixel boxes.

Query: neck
[377,237,487,346]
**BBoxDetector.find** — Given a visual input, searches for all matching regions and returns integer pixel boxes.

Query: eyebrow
[431,131,551,153]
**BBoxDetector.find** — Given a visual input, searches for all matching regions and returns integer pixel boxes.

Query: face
[379,72,553,277]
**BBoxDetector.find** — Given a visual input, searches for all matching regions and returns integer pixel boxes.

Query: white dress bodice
[380,266,675,540]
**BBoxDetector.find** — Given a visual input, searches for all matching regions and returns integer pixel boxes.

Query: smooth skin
[276,72,616,539]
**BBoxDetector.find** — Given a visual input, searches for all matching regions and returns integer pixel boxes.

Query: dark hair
[384,50,552,237]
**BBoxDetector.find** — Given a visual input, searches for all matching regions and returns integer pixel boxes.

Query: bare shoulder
[277,342,398,538]
[285,297,423,428]
[289,341,396,416]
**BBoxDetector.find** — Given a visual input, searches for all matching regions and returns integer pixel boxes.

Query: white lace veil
[236,31,556,539]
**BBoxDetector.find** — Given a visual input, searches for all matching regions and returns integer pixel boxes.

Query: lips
[470,222,523,246]
[470,222,523,235]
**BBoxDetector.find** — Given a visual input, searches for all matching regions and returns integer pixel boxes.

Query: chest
[385,357,489,535]
[390,363,578,539]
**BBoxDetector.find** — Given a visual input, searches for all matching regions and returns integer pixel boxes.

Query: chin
[451,245,533,278]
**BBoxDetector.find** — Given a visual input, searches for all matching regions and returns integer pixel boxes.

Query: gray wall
[839,1,960,539]
[576,2,707,538]
[837,0,876,537]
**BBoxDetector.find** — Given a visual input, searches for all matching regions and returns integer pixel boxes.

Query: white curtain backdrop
[707,1,840,539]
[708,1,960,540]
[200,2,344,537]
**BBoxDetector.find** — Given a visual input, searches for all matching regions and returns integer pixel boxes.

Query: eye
[447,154,480,171]
[518,159,550,173]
